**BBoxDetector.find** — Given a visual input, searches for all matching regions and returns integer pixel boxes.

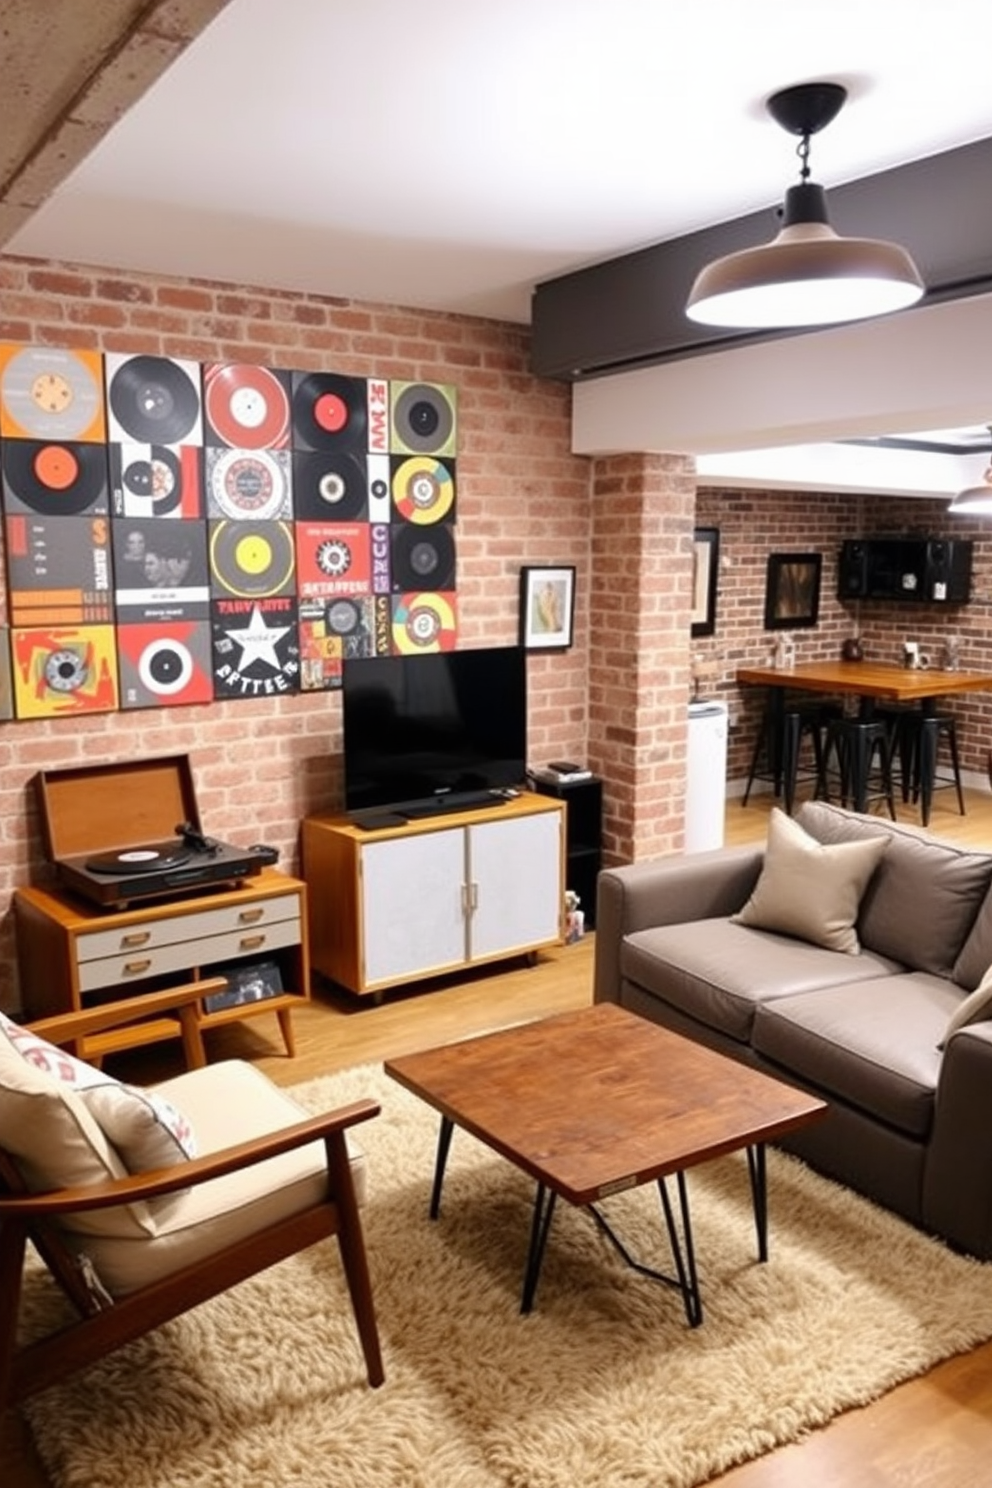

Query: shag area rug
[21,1061,992,1488]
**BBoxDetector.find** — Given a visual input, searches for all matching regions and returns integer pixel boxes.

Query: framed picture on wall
[691,528,719,637]
[519,566,575,650]
[764,552,822,630]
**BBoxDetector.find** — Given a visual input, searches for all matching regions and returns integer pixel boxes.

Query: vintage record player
[34,755,276,910]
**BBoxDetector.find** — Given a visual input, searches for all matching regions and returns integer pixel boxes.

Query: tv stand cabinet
[302,795,565,998]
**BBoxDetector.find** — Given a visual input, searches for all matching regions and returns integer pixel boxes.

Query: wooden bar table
[736,660,992,822]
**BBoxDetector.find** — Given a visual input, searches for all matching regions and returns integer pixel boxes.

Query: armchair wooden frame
[0,983,384,1414]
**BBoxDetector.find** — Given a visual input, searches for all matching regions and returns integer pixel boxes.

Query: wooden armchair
[0,984,384,1414]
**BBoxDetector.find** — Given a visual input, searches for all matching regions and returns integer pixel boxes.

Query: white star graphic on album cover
[224,605,290,670]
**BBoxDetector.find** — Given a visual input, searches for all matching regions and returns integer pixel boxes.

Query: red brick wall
[0,255,592,1009]
[692,487,992,786]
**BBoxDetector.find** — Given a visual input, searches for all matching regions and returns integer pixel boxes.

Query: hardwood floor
[6,786,992,1486]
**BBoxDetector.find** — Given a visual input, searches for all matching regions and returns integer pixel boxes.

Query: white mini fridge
[685,700,728,852]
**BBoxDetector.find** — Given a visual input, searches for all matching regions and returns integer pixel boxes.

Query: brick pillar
[587,452,696,865]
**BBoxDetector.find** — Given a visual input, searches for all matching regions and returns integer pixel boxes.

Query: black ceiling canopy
[530,134,992,382]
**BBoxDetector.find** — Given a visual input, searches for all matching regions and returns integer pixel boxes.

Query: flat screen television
[342,646,527,815]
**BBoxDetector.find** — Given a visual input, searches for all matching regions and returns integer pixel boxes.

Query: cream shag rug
[21,1062,992,1488]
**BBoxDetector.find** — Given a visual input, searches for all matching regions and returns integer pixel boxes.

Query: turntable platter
[85,842,191,875]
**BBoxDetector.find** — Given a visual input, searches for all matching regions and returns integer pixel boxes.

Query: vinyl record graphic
[209,519,296,598]
[390,523,455,591]
[203,363,291,449]
[391,456,455,524]
[2,439,108,517]
[391,591,457,653]
[295,521,372,598]
[291,372,368,452]
[390,381,456,457]
[292,450,367,521]
[0,344,106,443]
[106,354,202,445]
[206,447,291,520]
[11,624,119,718]
[116,620,214,709]
[108,442,202,520]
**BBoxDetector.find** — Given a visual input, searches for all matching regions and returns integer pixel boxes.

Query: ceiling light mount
[948,424,992,515]
[685,81,925,331]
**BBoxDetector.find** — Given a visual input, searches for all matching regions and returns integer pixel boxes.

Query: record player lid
[35,755,202,863]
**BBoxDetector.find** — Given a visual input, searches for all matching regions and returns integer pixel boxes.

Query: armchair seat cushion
[69,1061,368,1297]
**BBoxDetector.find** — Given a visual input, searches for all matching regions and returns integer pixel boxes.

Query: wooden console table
[13,866,310,1063]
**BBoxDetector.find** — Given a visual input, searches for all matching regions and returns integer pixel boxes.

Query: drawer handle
[123,958,153,975]
[238,908,265,924]
[121,931,151,948]
[239,934,266,951]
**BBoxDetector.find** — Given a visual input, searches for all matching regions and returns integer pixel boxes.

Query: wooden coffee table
[385,1003,827,1325]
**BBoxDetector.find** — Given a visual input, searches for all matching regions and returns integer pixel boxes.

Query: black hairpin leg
[521,1183,557,1314]
[747,1144,769,1261]
[429,1116,454,1219]
[589,1168,702,1327]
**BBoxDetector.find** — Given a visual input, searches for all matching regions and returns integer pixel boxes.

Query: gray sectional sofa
[594,800,992,1259]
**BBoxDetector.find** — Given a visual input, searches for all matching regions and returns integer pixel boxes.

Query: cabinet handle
[239,934,266,951]
[123,958,153,975]
[238,907,265,924]
[121,931,151,948]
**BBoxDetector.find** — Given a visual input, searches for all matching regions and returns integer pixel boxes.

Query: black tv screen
[342,647,527,814]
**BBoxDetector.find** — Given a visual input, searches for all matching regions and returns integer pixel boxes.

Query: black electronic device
[838,537,973,604]
[342,646,527,816]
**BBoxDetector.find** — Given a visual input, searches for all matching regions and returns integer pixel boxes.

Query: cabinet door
[468,811,562,960]
[360,828,467,985]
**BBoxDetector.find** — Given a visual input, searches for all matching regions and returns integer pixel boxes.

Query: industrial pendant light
[685,82,925,329]
[948,426,992,514]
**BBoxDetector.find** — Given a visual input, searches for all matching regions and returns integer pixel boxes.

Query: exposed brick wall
[590,453,695,864]
[692,487,992,787]
[0,254,593,1009]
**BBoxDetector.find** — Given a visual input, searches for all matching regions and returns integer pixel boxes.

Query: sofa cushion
[752,974,954,1138]
[621,918,903,1044]
[796,800,992,977]
[731,807,888,954]
[953,882,992,990]
[940,963,992,1048]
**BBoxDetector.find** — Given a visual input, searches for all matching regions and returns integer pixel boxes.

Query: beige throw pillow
[731,807,888,954]
[940,964,992,1048]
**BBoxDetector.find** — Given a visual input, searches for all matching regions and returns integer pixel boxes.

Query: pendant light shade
[685,83,925,330]
[948,427,992,514]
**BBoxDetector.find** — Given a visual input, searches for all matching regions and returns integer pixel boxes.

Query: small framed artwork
[691,528,720,638]
[764,552,823,630]
[519,565,575,650]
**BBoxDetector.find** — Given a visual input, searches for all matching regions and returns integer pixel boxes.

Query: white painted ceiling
[8,0,992,493]
[11,0,992,327]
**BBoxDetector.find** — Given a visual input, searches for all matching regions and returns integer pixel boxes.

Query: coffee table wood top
[385,1004,826,1206]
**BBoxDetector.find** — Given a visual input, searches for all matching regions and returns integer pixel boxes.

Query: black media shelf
[530,776,602,928]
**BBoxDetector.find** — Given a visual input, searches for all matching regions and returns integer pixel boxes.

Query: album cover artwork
[211,597,300,698]
[112,517,211,621]
[208,518,296,600]
[390,591,457,653]
[291,371,371,454]
[205,447,292,521]
[0,629,13,721]
[104,353,203,447]
[11,624,119,718]
[203,363,292,450]
[109,443,202,520]
[1,438,110,518]
[390,454,456,524]
[298,594,378,691]
[294,521,372,599]
[5,513,114,626]
[116,619,215,710]
[389,381,457,458]
[0,344,107,443]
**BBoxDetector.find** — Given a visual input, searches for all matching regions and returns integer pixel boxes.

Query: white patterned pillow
[0,1013,196,1172]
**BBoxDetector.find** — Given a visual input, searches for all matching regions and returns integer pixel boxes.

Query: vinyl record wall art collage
[0,345,458,719]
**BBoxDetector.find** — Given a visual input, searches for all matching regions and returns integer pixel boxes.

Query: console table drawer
[77,914,302,993]
[75,893,301,964]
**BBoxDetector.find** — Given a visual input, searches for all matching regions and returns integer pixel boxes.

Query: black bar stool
[743,701,838,815]
[822,715,896,818]
[908,712,966,826]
